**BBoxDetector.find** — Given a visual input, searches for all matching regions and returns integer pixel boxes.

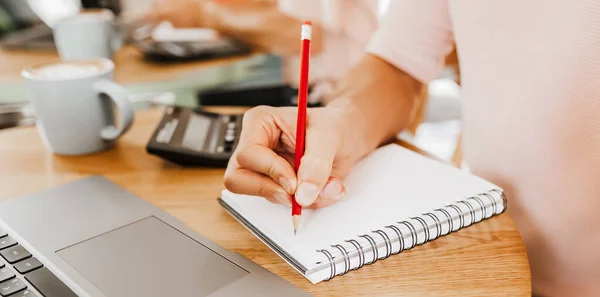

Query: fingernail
[273,192,292,207]
[319,181,342,200]
[278,177,295,194]
[295,182,319,206]
[331,191,346,201]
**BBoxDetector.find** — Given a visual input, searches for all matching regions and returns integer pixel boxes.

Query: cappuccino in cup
[28,60,107,80]
[22,59,134,155]
[53,9,122,60]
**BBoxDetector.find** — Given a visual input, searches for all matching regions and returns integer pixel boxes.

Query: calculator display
[181,114,212,151]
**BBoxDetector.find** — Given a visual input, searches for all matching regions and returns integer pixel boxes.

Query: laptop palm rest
[56,216,248,297]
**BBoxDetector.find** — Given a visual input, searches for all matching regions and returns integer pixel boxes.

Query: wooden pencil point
[292,215,301,235]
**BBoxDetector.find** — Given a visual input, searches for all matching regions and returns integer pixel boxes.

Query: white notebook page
[221,144,500,282]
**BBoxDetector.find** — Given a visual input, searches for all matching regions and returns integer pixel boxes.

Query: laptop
[0,176,311,297]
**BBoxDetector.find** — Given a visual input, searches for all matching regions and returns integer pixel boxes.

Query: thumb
[295,127,339,207]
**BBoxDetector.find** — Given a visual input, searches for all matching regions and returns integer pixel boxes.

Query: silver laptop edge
[0,176,310,297]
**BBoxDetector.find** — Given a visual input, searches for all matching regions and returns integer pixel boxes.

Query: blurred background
[0,0,462,163]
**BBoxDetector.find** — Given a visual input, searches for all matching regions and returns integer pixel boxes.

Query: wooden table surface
[0,47,531,296]
[0,108,531,296]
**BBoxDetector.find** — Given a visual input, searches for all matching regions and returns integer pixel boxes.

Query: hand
[146,0,208,28]
[224,106,362,208]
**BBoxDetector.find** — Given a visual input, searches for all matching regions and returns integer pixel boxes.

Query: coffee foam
[25,60,111,80]
[65,9,114,23]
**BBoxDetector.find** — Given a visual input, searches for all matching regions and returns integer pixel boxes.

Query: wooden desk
[0,107,531,296]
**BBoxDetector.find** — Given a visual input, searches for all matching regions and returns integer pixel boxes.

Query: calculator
[146,106,243,167]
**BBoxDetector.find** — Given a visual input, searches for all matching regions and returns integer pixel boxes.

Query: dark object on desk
[137,38,251,62]
[198,84,322,107]
[133,23,251,62]
[0,103,35,130]
[147,106,242,167]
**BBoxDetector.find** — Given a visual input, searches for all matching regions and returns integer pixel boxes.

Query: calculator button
[1,245,31,264]
[0,237,17,251]
[0,268,14,283]
[14,257,42,274]
[224,143,233,152]
[0,278,26,296]
[224,134,235,143]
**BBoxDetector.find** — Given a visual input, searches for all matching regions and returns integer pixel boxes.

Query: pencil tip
[292,215,301,236]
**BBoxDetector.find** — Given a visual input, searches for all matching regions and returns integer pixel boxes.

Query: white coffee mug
[53,9,122,60]
[22,58,134,155]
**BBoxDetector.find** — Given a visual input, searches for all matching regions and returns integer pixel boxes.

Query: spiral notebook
[218,144,506,284]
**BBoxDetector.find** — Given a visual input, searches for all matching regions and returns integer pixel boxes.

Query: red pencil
[292,21,311,235]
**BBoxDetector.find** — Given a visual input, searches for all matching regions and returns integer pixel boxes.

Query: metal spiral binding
[384,224,405,254]
[434,207,453,233]
[373,230,392,258]
[358,234,378,264]
[457,200,476,225]
[317,249,336,281]
[481,192,498,215]
[345,239,364,270]
[469,195,487,219]
[448,204,465,229]
[423,212,443,239]
[490,188,508,212]
[411,216,429,243]
[315,190,506,281]
[332,244,351,275]
[398,221,418,249]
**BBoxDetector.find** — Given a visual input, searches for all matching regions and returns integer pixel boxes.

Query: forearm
[204,1,323,54]
[328,54,422,158]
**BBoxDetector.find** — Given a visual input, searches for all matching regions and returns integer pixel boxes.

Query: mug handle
[94,80,134,141]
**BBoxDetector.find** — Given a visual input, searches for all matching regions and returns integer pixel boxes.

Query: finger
[305,177,346,209]
[309,197,342,209]
[272,150,295,166]
[318,176,346,200]
[295,127,339,206]
[280,153,295,166]
[236,144,297,195]
[238,106,281,148]
[224,167,292,206]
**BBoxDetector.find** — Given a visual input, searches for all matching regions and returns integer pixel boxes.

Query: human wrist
[327,97,382,160]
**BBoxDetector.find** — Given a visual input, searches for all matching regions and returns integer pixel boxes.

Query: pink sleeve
[367,0,455,83]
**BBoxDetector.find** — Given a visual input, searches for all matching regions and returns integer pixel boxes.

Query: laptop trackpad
[57,216,248,297]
